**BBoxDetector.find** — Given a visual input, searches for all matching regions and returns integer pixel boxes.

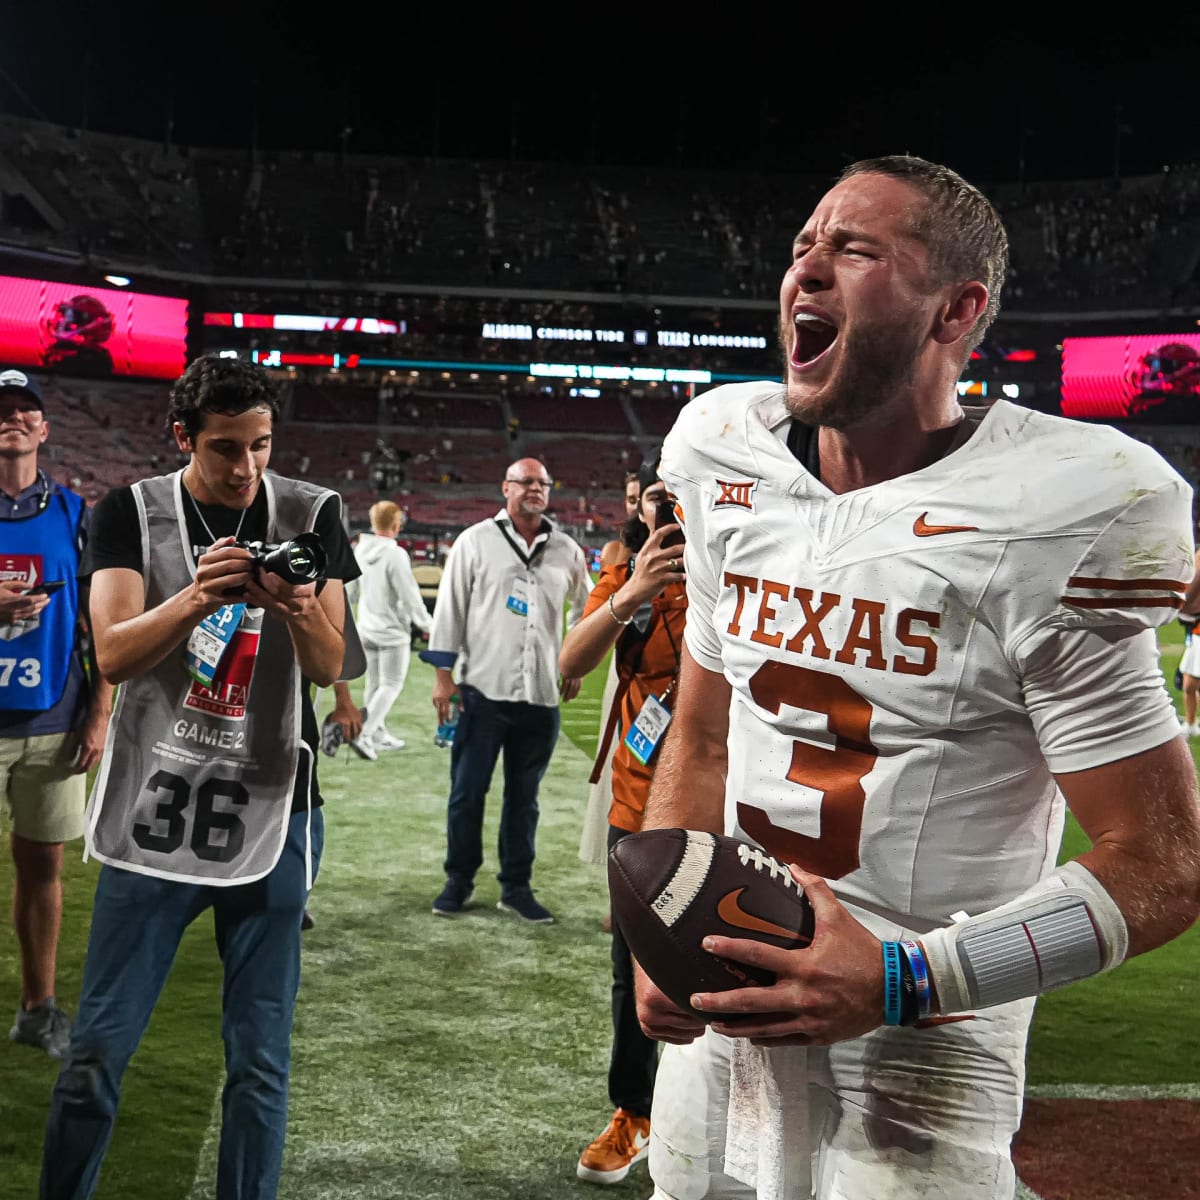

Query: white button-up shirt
[428,510,592,706]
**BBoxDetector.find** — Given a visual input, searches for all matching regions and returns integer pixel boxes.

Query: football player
[636,156,1200,1200]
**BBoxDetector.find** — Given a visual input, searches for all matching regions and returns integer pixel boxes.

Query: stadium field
[1,634,1197,1199]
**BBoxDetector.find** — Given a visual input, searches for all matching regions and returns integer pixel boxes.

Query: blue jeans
[40,808,324,1200]
[444,684,559,891]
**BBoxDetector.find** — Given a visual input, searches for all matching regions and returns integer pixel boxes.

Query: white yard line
[185,1085,224,1199]
[1026,1082,1200,1100]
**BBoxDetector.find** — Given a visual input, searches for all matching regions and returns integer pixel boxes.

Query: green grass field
[0,631,1197,1198]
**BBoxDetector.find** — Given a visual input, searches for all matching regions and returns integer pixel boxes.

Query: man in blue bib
[0,368,112,1061]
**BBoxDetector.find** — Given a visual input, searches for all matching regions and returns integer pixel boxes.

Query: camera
[230,532,327,592]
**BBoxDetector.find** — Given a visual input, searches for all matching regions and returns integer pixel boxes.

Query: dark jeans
[444,684,559,891]
[607,824,659,1117]
[41,808,324,1200]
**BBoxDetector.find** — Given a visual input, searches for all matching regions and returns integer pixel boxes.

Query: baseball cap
[0,368,44,409]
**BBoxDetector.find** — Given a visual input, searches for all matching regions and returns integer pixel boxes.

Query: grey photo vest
[86,470,336,885]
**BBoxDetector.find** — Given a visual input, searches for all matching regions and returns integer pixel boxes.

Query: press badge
[506,579,530,618]
[623,694,672,766]
[186,603,246,688]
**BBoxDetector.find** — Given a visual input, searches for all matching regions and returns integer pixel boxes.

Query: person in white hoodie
[352,500,431,757]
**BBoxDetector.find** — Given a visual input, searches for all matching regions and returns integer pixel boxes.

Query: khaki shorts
[0,732,87,843]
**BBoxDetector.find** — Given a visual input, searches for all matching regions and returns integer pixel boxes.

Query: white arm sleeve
[920,861,1129,1014]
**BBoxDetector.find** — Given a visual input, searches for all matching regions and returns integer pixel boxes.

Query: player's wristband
[882,941,903,1026]
[899,939,933,1022]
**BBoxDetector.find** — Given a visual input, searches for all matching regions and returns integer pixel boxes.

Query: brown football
[608,828,814,1018]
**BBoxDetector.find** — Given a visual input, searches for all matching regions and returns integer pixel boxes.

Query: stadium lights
[103,274,131,287]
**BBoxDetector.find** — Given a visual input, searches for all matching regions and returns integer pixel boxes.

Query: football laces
[736,843,799,892]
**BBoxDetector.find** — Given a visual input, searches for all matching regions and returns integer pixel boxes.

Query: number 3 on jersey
[739,661,877,880]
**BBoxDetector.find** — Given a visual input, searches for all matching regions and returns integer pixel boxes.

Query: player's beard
[780,310,927,431]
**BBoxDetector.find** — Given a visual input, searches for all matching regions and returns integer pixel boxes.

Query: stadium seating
[3,115,1197,308]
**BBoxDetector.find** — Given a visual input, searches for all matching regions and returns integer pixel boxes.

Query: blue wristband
[882,941,903,1026]
[900,939,933,1021]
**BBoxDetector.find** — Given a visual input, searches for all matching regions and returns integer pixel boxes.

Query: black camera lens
[257,532,327,585]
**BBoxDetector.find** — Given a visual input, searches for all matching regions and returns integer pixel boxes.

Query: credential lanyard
[494,517,549,569]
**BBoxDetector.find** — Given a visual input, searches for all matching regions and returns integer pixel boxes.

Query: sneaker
[577,1108,651,1184]
[320,713,344,757]
[10,998,71,1060]
[432,879,474,917]
[372,732,407,751]
[349,732,378,761]
[1181,720,1200,737]
[497,887,554,924]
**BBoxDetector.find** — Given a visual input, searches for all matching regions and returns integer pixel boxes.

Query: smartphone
[27,580,66,596]
[655,497,685,548]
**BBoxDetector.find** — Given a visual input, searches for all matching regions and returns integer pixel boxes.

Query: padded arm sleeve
[920,862,1129,1015]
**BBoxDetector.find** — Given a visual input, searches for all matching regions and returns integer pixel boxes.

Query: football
[608,828,815,1017]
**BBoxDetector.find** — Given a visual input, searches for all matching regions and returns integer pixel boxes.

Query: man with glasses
[425,457,590,922]
[0,368,112,1061]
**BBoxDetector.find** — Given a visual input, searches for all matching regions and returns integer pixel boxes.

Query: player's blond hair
[370,500,403,533]
[840,155,1008,354]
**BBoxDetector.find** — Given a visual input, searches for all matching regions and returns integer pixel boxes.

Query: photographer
[40,355,359,1200]
[558,460,687,1187]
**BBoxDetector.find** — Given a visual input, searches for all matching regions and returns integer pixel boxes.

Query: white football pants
[650,999,1031,1200]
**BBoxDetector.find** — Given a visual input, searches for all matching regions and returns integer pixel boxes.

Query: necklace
[185,484,249,546]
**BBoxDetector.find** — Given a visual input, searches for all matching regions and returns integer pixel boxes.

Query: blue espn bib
[0,487,84,712]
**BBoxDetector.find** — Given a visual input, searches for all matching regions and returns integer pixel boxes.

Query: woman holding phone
[559,457,687,1187]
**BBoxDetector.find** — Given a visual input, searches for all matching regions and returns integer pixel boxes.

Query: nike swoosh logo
[717,887,808,942]
[913,512,979,537]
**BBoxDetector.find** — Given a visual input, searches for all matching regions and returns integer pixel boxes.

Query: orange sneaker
[577,1108,651,1184]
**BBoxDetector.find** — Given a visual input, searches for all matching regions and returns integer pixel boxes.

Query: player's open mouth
[791,310,838,370]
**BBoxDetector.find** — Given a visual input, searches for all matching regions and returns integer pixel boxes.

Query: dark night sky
[3,7,1199,188]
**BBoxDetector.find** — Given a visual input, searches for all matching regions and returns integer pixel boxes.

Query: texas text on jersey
[660,382,1194,929]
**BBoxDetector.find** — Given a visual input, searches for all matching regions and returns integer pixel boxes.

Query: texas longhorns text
[723,572,941,676]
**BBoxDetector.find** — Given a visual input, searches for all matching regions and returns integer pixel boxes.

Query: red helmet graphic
[1129,341,1200,412]
[44,295,115,347]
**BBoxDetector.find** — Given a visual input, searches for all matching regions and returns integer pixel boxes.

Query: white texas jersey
[661,383,1194,928]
